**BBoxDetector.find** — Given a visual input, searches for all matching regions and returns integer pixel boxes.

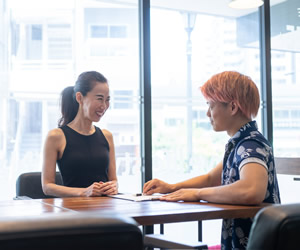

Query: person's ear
[231,101,239,115]
[75,92,83,104]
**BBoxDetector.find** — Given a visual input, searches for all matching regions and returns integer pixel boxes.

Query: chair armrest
[144,234,208,249]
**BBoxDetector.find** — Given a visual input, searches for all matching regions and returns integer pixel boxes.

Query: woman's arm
[101,129,118,195]
[161,162,268,205]
[42,129,104,197]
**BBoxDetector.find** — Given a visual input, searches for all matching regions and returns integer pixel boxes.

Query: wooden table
[0,199,69,217]
[40,197,270,226]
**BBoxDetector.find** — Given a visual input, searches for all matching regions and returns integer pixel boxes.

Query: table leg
[143,225,154,235]
[198,221,202,241]
[160,224,164,234]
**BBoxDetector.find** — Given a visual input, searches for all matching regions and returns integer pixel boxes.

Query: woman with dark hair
[42,71,118,197]
[143,71,281,250]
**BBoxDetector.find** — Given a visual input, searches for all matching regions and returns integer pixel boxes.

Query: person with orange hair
[143,71,281,250]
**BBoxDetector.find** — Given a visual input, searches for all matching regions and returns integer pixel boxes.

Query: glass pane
[0,0,140,200]
[150,0,262,245]
[110,25,127,38]
[90,25,108,38]
[270,0,300,157]
[151,0,262,182]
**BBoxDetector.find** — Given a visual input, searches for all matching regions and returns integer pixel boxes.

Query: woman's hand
[81,181,118,197]
[99,180,118,195]
[159,189,200,202]
[143,178,174,195]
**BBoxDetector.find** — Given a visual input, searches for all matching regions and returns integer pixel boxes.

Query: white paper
[108,193,162,202]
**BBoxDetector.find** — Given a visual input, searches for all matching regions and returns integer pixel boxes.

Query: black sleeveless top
[57,125,109,188]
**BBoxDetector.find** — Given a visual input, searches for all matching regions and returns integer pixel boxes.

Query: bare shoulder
[101,129,113,141]
[46,128,65,144]
[102,128,112,137]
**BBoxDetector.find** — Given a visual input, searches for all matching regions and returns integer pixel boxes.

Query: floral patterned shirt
[221,121,281,250]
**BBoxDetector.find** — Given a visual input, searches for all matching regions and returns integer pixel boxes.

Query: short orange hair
[200,71,260,119]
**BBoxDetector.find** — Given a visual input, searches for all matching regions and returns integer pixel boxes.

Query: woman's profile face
[81,82,110,122]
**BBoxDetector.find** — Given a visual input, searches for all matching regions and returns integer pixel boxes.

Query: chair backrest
[275,157,300,175]
[0,212,143,250]
[16,172,63,199]
[247,203,300,250]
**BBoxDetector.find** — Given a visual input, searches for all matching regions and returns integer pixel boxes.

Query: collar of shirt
[224,120,258,160]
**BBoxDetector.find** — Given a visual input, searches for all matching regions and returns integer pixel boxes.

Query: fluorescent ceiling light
[228,0,264,9]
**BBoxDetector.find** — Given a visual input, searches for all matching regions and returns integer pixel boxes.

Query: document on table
[108,193,162,202]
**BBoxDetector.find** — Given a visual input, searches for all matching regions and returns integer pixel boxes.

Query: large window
[150,0,262,245]
[0,0,140,200]
[270,0,300,205]
[151,1,262,183]
[270,0,300,157]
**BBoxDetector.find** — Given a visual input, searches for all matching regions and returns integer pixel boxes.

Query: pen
[134,193,143,196]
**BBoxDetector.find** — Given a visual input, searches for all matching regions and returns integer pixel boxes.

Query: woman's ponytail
[58,86,79,127]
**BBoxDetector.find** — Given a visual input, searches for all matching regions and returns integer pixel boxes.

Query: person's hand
[143,178,174,195]
[81,182,105,197]
[99,180,118,195]
[81,181,118,197]
[159,189,200,202]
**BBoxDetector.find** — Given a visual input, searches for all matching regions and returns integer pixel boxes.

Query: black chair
[247,203,300,250]
[0,211,143,250]
[15,171,63,199]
